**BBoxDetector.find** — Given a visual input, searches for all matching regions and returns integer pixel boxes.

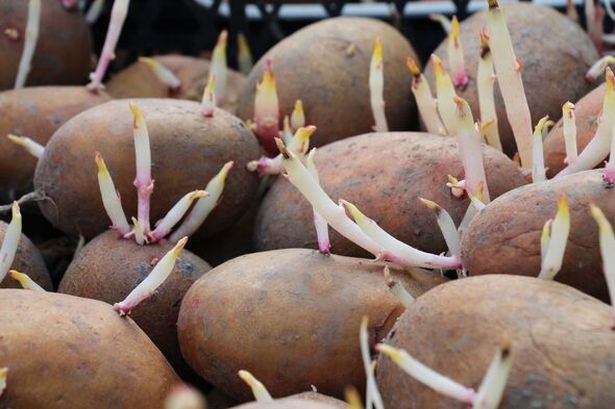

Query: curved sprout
[169,162,234,242]
[360,317,384,409]
[370,38,388,132]
[538,195,570,280]
[407,57,445,136]
[14,0,41,89]
[486,0,533,170]
[210,31,228,105]
[95,153,131,235]
[431,55,459,135]
[306,149,331,254]
[7,134,45,158]
[150,191,208,242]
[237,370,274,403]
[589,204,615,329]
[376,344,477,404]
[8,270,45,291]
[429,14,452,33]
[0,203,22,283]
[139,57,181,90]
[341,200,462,270]
[558,68,615,178]
[87,0,130,90]
[585,56,615,82]
[419,198,460,256]
[114,237,188,315]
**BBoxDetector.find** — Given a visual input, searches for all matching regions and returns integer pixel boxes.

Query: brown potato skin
[58,230,211,378]
[424,3,598,157]
[0,0,91,89]
[544,83,604,177]
[236,17,418,147]
[106,55,247,114]
[377,275,615,409]
[0,289,178,409]
[0,220,52,290]
[33,98,261,239]
[0,87,109,194]
[177,248,446,401]
[461,170,613,301]
[255,132,527,258]
[231,399,340,409]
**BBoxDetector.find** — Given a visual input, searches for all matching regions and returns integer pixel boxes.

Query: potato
[177,248,446,401]
[33,98,261,239]
[461,170,612,301]
[424,3,598,157]
[228,393,346,409]
[255,132,526,258]
[106,55,247,114]
[0,220,52,290]
[544,83,604,177]
[0,289,178,408]
[0,0,91,89]
[376,275,615,409]
[58,230,211,379]
[236,17,418,147]
[0,87,109,195]
[231,399,341,409]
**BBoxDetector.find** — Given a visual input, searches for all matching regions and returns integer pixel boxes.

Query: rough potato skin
[230,399,341,409]
[106,55,247,114]
[0,290,178,409]
[424,3,598,157]
[461,170,613,301]
[0,0,91,89]
[236,17,418,147]
[544,83,604,177]
[0,87,109,194]
[177,248,446,401]
[255,132,527,258]
[58,230,211,378]
[0,220,52,290]
[377,275,615,409]
[34,98,261,239]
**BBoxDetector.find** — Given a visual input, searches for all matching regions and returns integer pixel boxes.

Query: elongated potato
[255,132,526,257]
[33,99,260,239]
[377,275,615,409]
[58,230,212,379]
[424,3,597,157]
[106,55,247,113]
[0,220,52,290]
[0,0,91,89]
[0,289,178,408]
[236,17,418,147]
[0,87,109,195]
[178,248,446,401]
[461,170,612,301]
[544,83,604,177]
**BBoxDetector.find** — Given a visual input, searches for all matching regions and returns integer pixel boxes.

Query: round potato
[377,275,615,409]
[0,220,52,290]
[178,248,446,401]
[0,0,91,89]
[58,230,212,379]
[544,83,604,177]
[236,17,418,147]
[255,132,526,258]
[106,55,247,114]
[0,87,109,195]
[461,170,613,301]
[0,289,178,408]
[424,3,597,157]
[33,99,261,239]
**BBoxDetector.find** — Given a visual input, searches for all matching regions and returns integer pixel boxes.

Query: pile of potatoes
[2,1,615,409]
